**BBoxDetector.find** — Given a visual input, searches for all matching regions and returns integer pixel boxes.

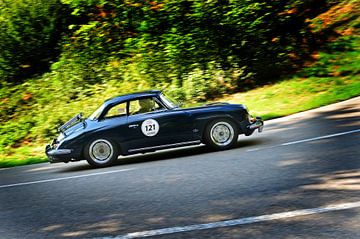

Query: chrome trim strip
[248,121,264,130]
[128,140,201,153]
[47,149,72,156]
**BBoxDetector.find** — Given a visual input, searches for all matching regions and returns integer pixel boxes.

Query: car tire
[204,118,238,150]
[84,138,119,168]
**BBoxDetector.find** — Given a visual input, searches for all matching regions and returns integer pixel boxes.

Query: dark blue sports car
[45,90,263,167]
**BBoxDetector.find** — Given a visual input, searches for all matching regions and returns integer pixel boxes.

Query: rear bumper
[45,143,73,163]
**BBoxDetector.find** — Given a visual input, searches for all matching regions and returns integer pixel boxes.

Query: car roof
[104,90,162,105]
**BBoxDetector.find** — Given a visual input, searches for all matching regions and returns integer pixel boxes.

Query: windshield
[88,104,105,120]
[160,93,178,109]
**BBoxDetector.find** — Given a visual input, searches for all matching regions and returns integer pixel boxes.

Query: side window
[104,102,127,119]
[129,97,165,115]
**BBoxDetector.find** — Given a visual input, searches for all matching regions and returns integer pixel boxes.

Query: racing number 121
[145,124,155,132]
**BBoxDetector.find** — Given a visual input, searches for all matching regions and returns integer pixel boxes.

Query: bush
[0,0,69,82]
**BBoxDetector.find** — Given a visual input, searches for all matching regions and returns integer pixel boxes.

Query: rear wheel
[84,139,119,167]
[204,119,238,150]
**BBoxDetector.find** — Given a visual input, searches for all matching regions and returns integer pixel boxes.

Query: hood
[176,102,246,113]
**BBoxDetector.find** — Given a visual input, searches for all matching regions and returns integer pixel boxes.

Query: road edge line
[105,201,360,239]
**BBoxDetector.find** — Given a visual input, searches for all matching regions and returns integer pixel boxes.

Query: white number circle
[141,119,159,137]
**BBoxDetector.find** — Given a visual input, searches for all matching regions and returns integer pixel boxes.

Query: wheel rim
[89,139,114,164]
[210,122,235,146]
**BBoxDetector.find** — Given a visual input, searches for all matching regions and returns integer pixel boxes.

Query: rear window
[104,102,127,119]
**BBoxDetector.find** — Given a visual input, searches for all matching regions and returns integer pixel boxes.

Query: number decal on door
[141,119,159,137]
[145,124,155,132]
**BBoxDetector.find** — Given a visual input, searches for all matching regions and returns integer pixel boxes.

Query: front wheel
[84,139,119,167]
[204,119,238,150]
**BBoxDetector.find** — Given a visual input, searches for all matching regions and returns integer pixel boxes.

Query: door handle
[128,124,139,129]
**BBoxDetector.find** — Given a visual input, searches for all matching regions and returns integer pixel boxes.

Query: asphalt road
[1,97,360,239]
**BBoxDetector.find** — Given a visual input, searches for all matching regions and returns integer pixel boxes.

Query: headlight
[57,133,65,142]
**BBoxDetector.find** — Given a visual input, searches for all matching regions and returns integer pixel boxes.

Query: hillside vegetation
[0,0,359,167]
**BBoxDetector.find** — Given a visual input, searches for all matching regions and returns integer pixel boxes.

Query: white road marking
[0,168,135,189]
[247,147,272,152]
[103,201,360,239]
[281,129,360,146]
[247,128,360,152]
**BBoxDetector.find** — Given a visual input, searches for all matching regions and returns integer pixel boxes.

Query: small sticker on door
[141,119,159,137]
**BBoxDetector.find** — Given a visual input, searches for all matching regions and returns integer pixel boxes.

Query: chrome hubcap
[210,122,234,146]
[90,139,113,163]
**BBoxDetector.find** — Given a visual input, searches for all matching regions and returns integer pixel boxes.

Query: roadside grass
[0,36,359,168]
[219,35,360,119]
[0,146,46,167]
[222,75,360,120]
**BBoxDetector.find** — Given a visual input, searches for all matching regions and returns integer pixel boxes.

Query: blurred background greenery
[0,0,359,167]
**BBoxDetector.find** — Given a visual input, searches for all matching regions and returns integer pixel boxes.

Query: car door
[125,97,195,153]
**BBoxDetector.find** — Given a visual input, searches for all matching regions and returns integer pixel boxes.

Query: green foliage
[300,36,360,78]
[0,0,69,82]
[57,0,334,89]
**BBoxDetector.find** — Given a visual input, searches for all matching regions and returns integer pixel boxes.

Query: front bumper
[247,116,264,132]
[45,141,73,163]
[241,116,264,136]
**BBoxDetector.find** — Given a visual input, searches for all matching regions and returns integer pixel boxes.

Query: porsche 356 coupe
[46,90,263,167]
